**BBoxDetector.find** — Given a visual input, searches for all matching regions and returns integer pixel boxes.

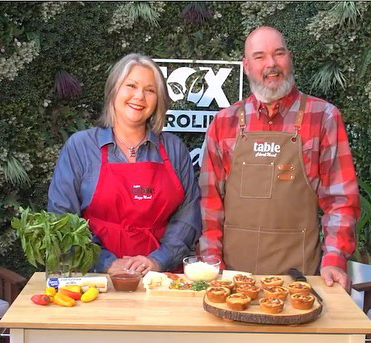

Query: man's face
[242,28,294,103]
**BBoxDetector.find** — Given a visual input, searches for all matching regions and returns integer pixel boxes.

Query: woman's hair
[99,53,170,134]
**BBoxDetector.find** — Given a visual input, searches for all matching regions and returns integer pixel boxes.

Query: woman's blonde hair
[99,53,169,134]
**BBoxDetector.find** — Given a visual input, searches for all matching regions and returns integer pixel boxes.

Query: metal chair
[0,267,27,343]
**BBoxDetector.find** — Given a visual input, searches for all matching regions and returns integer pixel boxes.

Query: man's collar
[251,87,299,119]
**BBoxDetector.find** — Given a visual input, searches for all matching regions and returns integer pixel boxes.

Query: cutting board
[144,271,253,297]
[145,285,206,297]
[203,294,322,325]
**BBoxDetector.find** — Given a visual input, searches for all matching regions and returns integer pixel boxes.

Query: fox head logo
[162,66,232,108]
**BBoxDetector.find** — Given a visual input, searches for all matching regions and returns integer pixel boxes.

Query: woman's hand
[122,255,161,275]
[107,258,130,275]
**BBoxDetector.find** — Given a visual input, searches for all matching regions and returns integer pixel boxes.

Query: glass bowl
[110,269,142,292]
[183,255,221,282]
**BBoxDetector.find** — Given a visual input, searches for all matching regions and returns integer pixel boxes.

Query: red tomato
[31,294,51,305]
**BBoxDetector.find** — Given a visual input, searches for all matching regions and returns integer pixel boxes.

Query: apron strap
[130,226,161,250]
[158,142,170,163]
[157,140,185,196]
[235,100,247,139]
[293,94,308,140]
[101,145,109,165]
[237,101,246,129]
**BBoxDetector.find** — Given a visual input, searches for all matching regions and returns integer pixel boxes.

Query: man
[199,26,360,291]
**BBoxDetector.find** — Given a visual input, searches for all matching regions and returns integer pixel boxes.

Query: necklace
[115,133,146,158]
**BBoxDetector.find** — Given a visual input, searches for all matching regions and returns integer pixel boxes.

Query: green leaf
[11,208,100,275]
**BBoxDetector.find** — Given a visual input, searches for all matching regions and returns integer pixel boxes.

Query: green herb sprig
[190,280,209,291]
[11,207,101,275]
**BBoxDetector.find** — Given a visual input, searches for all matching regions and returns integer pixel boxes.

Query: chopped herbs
[190,280,209,291]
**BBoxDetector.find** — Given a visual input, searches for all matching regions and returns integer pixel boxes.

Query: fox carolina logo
[253,141,281,157]
[131,185,155,200]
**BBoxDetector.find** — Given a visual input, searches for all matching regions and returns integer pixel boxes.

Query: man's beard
[249,68,295,104]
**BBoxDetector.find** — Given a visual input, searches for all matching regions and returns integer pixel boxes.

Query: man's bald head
[245,26,288,57]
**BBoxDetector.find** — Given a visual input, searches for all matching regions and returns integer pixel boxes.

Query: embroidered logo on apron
[131,184,155,200]
[253,140,281,157]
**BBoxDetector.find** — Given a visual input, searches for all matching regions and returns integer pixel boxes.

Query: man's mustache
[263,67,283,78]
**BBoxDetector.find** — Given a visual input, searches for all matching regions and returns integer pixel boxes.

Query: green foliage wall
[1,1,371,276]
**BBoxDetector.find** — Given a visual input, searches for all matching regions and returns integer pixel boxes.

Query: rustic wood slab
[203,294,322,325]
[146,286,205,297]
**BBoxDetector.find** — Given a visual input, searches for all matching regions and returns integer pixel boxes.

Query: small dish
[110,269,142,292]
[183,255,220,282]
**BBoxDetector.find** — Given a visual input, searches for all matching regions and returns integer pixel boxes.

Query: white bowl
[183,255,220,282]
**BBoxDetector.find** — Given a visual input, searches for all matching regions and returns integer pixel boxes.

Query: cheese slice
[142,271,170,289]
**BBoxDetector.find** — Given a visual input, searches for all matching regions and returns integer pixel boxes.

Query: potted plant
[11,207,101,277]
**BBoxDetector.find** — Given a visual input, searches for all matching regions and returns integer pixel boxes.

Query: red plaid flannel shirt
[199,87,360,272]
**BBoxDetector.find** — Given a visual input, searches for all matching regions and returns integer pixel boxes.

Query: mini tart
[206,286,230,303]
[235,284,261,300]
[233,274,256,286]
[260,276,284,288]
[263,286,289,301]
[287,281,312,295]
[226,293,251,311]
[259,297,284,314]
[290,293,315,310]
[210,279,235,292]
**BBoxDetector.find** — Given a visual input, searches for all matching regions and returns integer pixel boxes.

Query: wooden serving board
[203,294,322,325]
[145,285,206,297]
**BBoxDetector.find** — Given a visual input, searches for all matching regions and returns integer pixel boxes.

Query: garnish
[190,280,209,291]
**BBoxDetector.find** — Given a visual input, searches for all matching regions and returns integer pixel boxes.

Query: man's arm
[318,104,360,290]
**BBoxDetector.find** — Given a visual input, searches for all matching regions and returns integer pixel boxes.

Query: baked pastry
[260,276,284,288]
[235,284,261,300]
[206,286,230,303]
[233,274,255,286]
[263,286,289,301]
[210,279,235,292]
[287,281,312,295]
[290,293,315,310]
[226,293,251,311]
[259,297,284,314]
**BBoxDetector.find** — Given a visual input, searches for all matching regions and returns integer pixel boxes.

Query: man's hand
[320,266,351,293]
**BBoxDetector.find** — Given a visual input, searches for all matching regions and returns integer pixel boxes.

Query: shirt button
[268,121,273,125]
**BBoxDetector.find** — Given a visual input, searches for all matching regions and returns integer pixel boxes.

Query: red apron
[83,142,185,258]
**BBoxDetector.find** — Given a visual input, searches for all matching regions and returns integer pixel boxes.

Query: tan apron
[223,95,321,275]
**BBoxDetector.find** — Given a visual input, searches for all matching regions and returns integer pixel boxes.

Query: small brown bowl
[110,270,142,292]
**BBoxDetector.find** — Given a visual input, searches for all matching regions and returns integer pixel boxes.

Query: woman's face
[114,65,158,130]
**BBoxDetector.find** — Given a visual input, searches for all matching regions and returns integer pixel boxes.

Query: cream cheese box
[47,276,108,292]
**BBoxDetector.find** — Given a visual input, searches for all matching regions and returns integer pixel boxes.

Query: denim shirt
[47,127,202,272]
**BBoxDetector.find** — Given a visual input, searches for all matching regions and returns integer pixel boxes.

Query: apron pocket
[223,225,306,275]
[240,163,274,198]
[223,226,259,274]
[256,228,305,275]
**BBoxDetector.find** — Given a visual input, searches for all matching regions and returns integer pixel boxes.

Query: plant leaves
[10,207,101,275]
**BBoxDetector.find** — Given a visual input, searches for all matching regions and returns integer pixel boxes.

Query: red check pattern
[199,87,360,272]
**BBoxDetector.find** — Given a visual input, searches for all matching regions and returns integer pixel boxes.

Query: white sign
[155,59,244,166]
[155,59,244,133]
[165,110,217,133]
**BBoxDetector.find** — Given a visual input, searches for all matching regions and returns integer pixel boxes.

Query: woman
[47,53,202,275]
